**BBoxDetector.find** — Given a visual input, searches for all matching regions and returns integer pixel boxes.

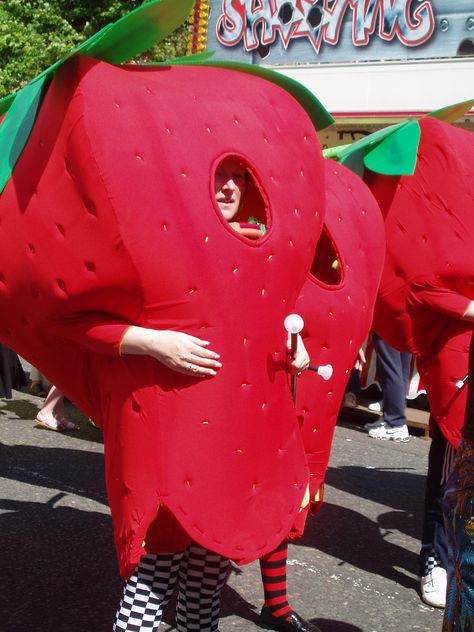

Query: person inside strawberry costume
[331,109,474,609]
[114,155,310,631]
[0,2,335,629]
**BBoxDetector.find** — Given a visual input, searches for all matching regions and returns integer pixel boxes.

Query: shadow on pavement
[325,464,425,540]
[218,581,363,632]
[220,579,261,624]
[314,621,363,632]
[296,502,419,591]
[282,621,365,632]
[0,494,122,632]
[325,465,425,515]
[0,442,108,505]
[377,508,420,540]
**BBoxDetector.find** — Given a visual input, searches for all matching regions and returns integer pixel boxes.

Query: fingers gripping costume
[0,56,326,578]
[293,160,385,523]
[367,118,474,448]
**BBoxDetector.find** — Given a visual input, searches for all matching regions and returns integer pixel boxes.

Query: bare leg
[35,386,77,431]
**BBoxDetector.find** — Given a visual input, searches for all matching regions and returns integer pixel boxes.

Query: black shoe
[259,606,322,632]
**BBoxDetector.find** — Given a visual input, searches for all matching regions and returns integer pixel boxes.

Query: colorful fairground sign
[188,1,474,64]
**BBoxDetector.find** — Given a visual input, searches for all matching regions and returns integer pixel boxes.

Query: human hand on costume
[463,300,474,322]
[354,347,366,372]
[120,326,222,377]
[286,333,310,375]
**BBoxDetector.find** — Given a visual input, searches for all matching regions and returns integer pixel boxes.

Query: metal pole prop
[284,314,304,404]
[284,314,334,405]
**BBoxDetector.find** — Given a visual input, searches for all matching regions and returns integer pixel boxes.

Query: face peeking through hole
[214,157,248,221]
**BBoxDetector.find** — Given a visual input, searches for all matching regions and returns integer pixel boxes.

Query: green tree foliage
[0,0,190,97]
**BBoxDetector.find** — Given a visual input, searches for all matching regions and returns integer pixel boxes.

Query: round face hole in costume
[212,155,270,241]
[309,225,344,286]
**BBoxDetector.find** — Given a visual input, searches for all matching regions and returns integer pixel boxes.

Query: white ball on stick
[317,364,333,381]
[284,314,304,335]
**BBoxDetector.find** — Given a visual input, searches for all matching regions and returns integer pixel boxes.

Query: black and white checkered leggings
[114,542,230,631]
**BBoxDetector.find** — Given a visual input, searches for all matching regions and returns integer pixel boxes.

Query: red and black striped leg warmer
[259,541,292,620]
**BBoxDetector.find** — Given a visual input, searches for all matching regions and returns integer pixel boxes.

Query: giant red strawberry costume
[328,106,474,609]
[295,159,385,518]
[365,118,474,448]
[0,2,335,576]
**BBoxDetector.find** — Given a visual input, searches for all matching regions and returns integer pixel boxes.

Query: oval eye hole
[310,225,343,286]
[213,155,269,240]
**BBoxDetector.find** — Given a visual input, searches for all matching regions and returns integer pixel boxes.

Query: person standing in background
[365,333,411,442]
[0,343,27,399]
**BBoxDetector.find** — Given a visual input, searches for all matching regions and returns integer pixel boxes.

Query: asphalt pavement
[0,390,443,632]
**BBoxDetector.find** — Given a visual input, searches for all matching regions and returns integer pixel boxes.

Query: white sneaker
[368,423,410,442]
[420,567,447,608]
[342,392,357,408]
[364,419,385,431]
[367,400,382,412]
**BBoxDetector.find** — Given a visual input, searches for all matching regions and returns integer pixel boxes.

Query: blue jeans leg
[373,333,411,428]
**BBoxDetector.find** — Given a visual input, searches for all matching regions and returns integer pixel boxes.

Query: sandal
[57,416,79,431]
[35,413,64,431]
[35,413,79,432]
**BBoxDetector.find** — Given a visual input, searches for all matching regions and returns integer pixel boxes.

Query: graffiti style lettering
[216,0,301,48]
[216,0,435,53]
[348,0,435,46]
